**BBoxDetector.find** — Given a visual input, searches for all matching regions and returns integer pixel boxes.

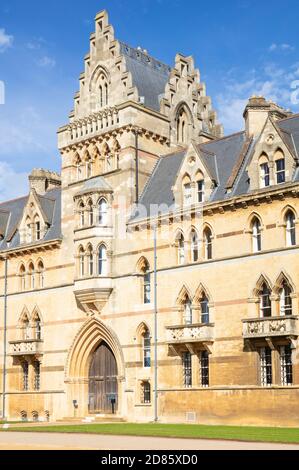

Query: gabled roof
[0,188,61,251]
[130,114,299,222]
[134,149,186,218]
[277,114,299,159]
[120,42,171,112]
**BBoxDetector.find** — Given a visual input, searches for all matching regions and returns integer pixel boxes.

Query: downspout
[135,128,139,204]
[2,256,8,420]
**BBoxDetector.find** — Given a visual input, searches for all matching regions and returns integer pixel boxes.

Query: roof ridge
[0,195,28,206]
[278,113,299,122]
[201,131,245,146]
[119,41,171,72]
[161,147,187,159]
[138,158,161,202]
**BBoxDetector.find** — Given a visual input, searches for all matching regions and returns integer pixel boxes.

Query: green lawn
[2,423,299,444]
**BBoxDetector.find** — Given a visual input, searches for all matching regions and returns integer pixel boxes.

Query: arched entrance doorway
[88,341,118,414]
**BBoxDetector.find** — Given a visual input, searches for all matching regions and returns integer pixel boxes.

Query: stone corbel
[265,337,275,350]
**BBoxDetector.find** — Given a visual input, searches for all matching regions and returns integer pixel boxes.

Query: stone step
[57,415,126,424]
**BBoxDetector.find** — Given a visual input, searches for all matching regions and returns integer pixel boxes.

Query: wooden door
[88,342,118,414]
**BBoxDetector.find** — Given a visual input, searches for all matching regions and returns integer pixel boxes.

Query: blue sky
[0,0,299,200]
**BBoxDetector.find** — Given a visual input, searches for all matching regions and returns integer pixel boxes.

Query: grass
[1,423,299,444]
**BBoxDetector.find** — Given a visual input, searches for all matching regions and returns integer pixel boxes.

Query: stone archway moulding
[65,317,125,381]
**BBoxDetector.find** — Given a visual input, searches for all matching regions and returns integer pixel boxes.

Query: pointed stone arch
[18,306,30,325]
[251,273,273,298]
[65,317,125,381]
[136,322,152,342]
[31,305,43,323]
[281,204,298,222]
[175,285,192,306]
[194,283,213,305]
[273,271,296,296]
[136,256,150,274]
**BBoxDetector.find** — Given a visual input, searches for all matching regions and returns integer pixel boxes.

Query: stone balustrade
[9,340,43,356]
[166,323,214,344]
[242,316,299,339]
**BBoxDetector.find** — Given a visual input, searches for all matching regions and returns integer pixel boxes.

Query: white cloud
[37,55,56,68]
[0,161,28,201]
[0,28,13,52]
[269,43,295,53]
[0,106,57,164]
[215,63,296,134]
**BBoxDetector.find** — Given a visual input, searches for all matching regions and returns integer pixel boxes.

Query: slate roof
[0,188,61,252]
[75,176,113,196]
[131,114,299,221]
[277,115,299,158]
[120,42,171,112]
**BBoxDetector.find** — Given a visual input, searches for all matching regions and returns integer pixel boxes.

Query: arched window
[252,217,262,253]
[196,172,205,203]
[74,155,82,181]
[191,230,199,262]
[275,149,286,184]
[98,198,108,225]
[143,328,151,368]
[87,200,94,226]
[280,280,292,316]
[28,262,35,290]
[99,74,108,107]
[34,215,41,241]
[79,201,85,228]
[177,107,189,144]
[183,298,193,325]
[177,233,185,265]
[98,244,108,276]
[19,264,26,291]
[141,260,151,304]
[26,217,32,243]
[32,311,42,341]
[260,282,272,318]
[203,227,213,260]
[259,153,270,188]
[79,246,85,278]
[37,261,45,289]
[285,210,296,247]
[182,175,192,205]
[200,294,210,324]
[86,157,93,179]
[87,245,94,276]
[141,381,151,404]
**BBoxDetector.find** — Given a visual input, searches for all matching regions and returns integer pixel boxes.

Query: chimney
[243,96,291,138]
[29,169,61,195]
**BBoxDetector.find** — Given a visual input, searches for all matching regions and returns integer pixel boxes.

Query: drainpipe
[2,256,8,420]
[153,224,158,422]
[135,127,139,204]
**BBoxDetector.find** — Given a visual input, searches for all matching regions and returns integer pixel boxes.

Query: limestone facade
[0,10,299,426]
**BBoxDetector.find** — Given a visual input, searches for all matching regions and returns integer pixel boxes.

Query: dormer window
[182,174,192,206]
[184,183,192,205]
[276,158,285,184]
[260,162,270,188]
[36,221,41,240]
[196,171,205,203]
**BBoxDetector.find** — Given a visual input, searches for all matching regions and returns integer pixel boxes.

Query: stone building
[0,10,299,426]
